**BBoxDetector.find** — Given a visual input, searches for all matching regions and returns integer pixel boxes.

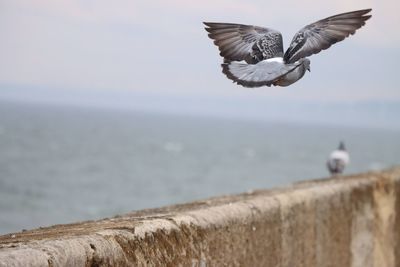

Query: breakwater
[0,167,399,266]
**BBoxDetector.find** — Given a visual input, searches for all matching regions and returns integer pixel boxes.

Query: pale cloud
[5,0,399,45]
[7,0,257,24]
[0,0,399,102]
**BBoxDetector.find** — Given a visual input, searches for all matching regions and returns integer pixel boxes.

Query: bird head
[338,141,346,151]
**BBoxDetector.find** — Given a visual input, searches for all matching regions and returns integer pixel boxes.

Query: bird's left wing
[284,9,372,63]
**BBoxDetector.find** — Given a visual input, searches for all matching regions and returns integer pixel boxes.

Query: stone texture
[0,168,399,267]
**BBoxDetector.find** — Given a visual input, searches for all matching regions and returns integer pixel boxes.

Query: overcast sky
[0,0,399,120]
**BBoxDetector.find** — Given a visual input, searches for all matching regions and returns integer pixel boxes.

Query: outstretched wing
[204,22,284,64]
[221,60,301,88]
[284,9,372,63]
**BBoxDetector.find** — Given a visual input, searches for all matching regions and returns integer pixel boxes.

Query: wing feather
[204,22,284,64]
[284,9,372,63]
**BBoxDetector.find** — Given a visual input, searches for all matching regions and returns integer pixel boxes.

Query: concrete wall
[0,167,399,267]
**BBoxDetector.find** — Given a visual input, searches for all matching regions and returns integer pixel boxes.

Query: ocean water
[0,101,399,234]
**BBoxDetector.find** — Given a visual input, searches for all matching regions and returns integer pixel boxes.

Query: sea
[0,101,399,234]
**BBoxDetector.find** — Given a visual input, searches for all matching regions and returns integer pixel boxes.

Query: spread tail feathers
[221,60,300,88]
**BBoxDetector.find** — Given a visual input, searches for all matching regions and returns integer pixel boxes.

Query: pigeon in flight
[327,141,350,175]
[204,9,372,88]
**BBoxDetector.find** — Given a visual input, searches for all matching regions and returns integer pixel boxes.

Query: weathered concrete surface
[0,167,399,267]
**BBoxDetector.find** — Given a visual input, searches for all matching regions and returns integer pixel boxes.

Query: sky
[0,0,399,127]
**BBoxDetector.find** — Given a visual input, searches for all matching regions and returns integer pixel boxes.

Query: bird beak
[307,66,311,72]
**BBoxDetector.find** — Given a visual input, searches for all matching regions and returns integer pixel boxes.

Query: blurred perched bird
[327,142,349,175]
[204,9,371,88]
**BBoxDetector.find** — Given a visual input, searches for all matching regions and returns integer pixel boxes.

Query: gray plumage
[204,23,283,64]
[222,58,309,88]
[204,9,372,88]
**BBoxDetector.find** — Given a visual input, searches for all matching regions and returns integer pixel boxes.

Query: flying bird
[204,9,372,88]
[327,141,350,175]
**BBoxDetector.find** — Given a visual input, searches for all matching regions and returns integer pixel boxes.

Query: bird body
[204,9,371,88]
[273,64,308,87]
[327,142,349,175]
[271,58,310,87]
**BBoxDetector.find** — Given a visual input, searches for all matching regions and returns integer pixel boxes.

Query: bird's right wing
[221,60,301,88]
[284,9,372,63]
[204,22,284,64]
